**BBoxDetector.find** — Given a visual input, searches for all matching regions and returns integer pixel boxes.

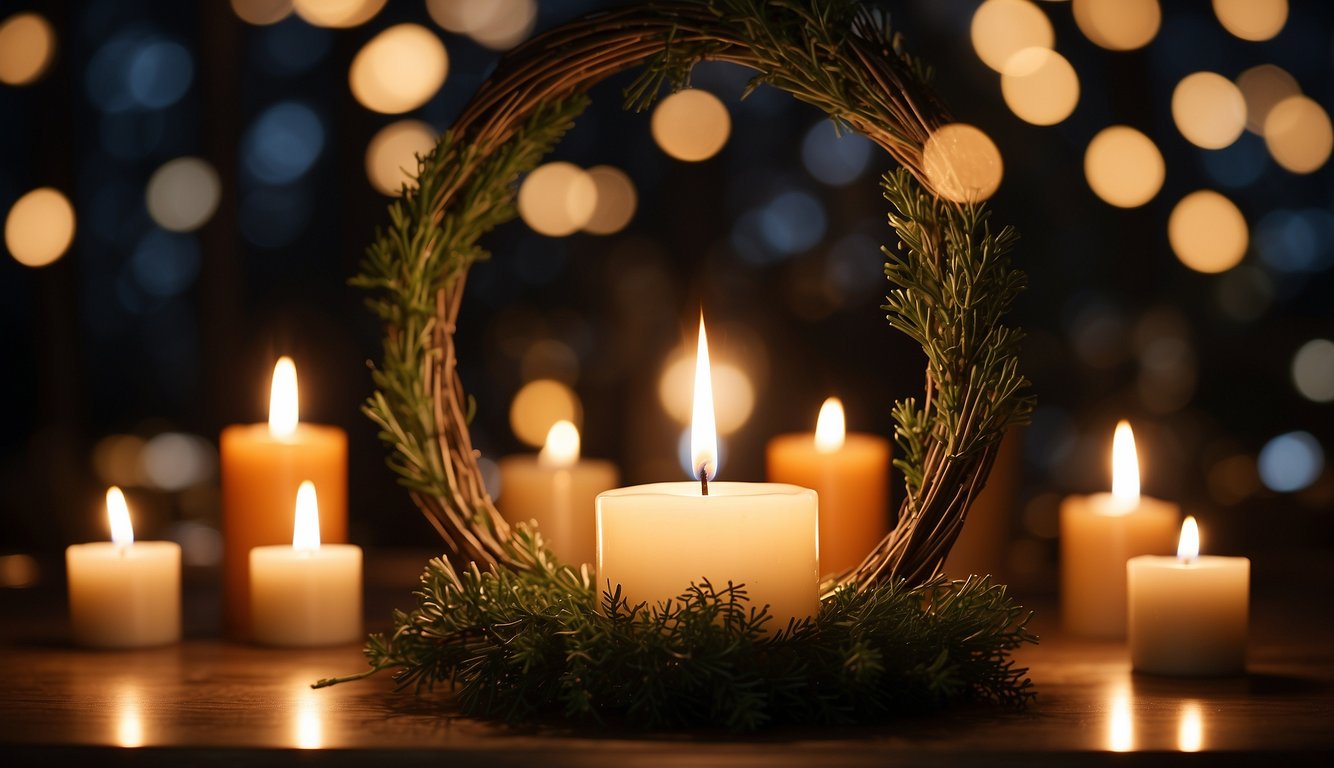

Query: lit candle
[766,397,890,574]
[66,487,181,648]
[1128,516,1249,676]
[596,316,819,630]
[1061,421,1179,638]
[249,481,362,646]
[498,420,619,566]
[220,356,348,638]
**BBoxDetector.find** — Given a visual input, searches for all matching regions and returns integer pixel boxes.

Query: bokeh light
[1172,72,1247,150]
[1073,0,1161,51]
[1084,126,1165,208]
[1236,64,1300,135]
[231,0,293,26]
[365,120,437,195]
[1212,0,1287,42]
[5,187,76,268]
[292,0,384,28]
[1264,95,1334,174]
[426,0,538,51]
[510,379,581,447]
[1292,339,1334,403]
[517,162,598,237]
[0,12,56,86]
[142,432,216,492]
[242,101,325,184]
[651,89,731,162]
[146,157,222,232]
[1168,191,1248,274]
[1000,47,1079,126]
[970,0,1053,73]
[1257,431,1324,493]
[923,123,1004,203]
[349,24,448,115]
[93,434,147,487]
[583,165,637,235]
[658,353,755,436]
[801,120,874,186]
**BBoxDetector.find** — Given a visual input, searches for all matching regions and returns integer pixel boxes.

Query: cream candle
[596,316,819,630]
[766,397,889,574]
[498,420,619,566]
[249,481,362,647]
[221,356,348,639]
[1061,421,1179,638]
[1128,517,1249,676]
[66,487,181,648]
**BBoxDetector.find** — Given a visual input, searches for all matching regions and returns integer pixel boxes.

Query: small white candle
[249,481,362,646]
[1128,516,1250,676]
[66,487,181,648]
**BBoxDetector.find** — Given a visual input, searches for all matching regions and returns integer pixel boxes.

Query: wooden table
[1,550,1331,766]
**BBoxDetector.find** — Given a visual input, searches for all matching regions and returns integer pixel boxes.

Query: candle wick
[699,466,709,497]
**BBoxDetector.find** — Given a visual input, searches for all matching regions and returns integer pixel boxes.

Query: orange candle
[220,357,347,639]
[766,398,890,575]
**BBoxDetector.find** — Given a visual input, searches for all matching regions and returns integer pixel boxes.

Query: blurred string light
[146,157,221,232]
[86,33,194,113]
[517,162,597,236]
[801,120,873,186]
[231,0,293,26]
[242,101,325,184]
[426,0,537,51]
[651,89,731,162]
[0,12,56,85]
[658,351,754,436]
[1001,47,1079,126]
[510,379,581,447]
[1257,431,1324,493]
[760,190,826,255]
[1292,339,1334,403]
[1236,64,1299,134]
[1172,72,1246,150]
[1072,0,1160,51]
[142,433,216,492]
[583,166,637,235]
[1168,191,1248,274]
[1255,208,1334,273]
[93,434,147,487]
[258,16,333,76]
[1264,95,1333,174]
[292,0,385,28]
[1084,126,1164,207]
[349,24,448,115]
[923,123,1003,203]
[365,120,437,195]
[1199,133,1268,189]
[5,188,76,268]
[1212,0,1288,42]
[130,230,201,298]
[970,0,1053,73]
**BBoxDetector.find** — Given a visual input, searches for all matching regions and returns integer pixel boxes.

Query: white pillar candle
[1128,516,1249,676]
[1061,421,1179,638]
[596,315,820,631]
[498,420,619,566]
[66,487,181,648]
[250,481,362,646]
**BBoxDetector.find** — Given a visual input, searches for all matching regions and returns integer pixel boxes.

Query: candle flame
[539,420,580,468]
[690,314,718,483]
[1177,515,1200,562]
[292,481,320,552]
[269,356,299,438]
[814,397,846,453]
[107,486,134,548]
[1111,420,1140,506]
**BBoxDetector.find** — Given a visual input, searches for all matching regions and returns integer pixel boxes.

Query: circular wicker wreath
[357,0,1032,592]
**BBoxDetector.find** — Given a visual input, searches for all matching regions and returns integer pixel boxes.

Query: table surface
[1,550,1332,767]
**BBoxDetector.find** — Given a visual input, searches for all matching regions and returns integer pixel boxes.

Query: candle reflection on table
[293,687,324,750]
[1107,683,1134,753]
[1178,700,1204,753]
[115,683,144,748]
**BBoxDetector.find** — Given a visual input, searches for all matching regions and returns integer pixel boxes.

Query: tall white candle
[66,487,181,648]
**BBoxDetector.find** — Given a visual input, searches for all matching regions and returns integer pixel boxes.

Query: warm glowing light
[517,162,598,237]
[583,165,637,235]
[923,123,1003,203]
[970,0,1054,73]
[1169,191,1248,274]
[1178,701,1204,752]
[365,120,437,195]
[1264,95,1334,174]
[651,89,731,162]
[269,357,299,438]
[230,0,293,26]
[814,397,846,454]
[538,420,580,469]
[349,24,448,114]
[426,0,537,51]
[294,688,323,749]
[691,315,719,482]
[115,685,144,748]
[1108,686,1134,752]
[1111,420,1140,506]
[1177,515,1200,562]
[1213,0,1287,42]
[146,157,222,232]
[1084,126,1164,208]
[510,379,581,447]
[0,12,56,85]
[1172,72,1247,150]
[293,0,385,28]
[1074,0,1160,51]
[292,481,320,551]
[658,354,754,436]
[1237,64,1299,134]
[1001,47,1079,126]
[5,187,76,268]
[107,486,135,548]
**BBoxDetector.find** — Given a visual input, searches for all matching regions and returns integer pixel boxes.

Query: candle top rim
[67,540,181,552]
[225,421,344,438]
[598,481,814,499]
[1076,491,1176,516]
[1127,553,1249,566]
